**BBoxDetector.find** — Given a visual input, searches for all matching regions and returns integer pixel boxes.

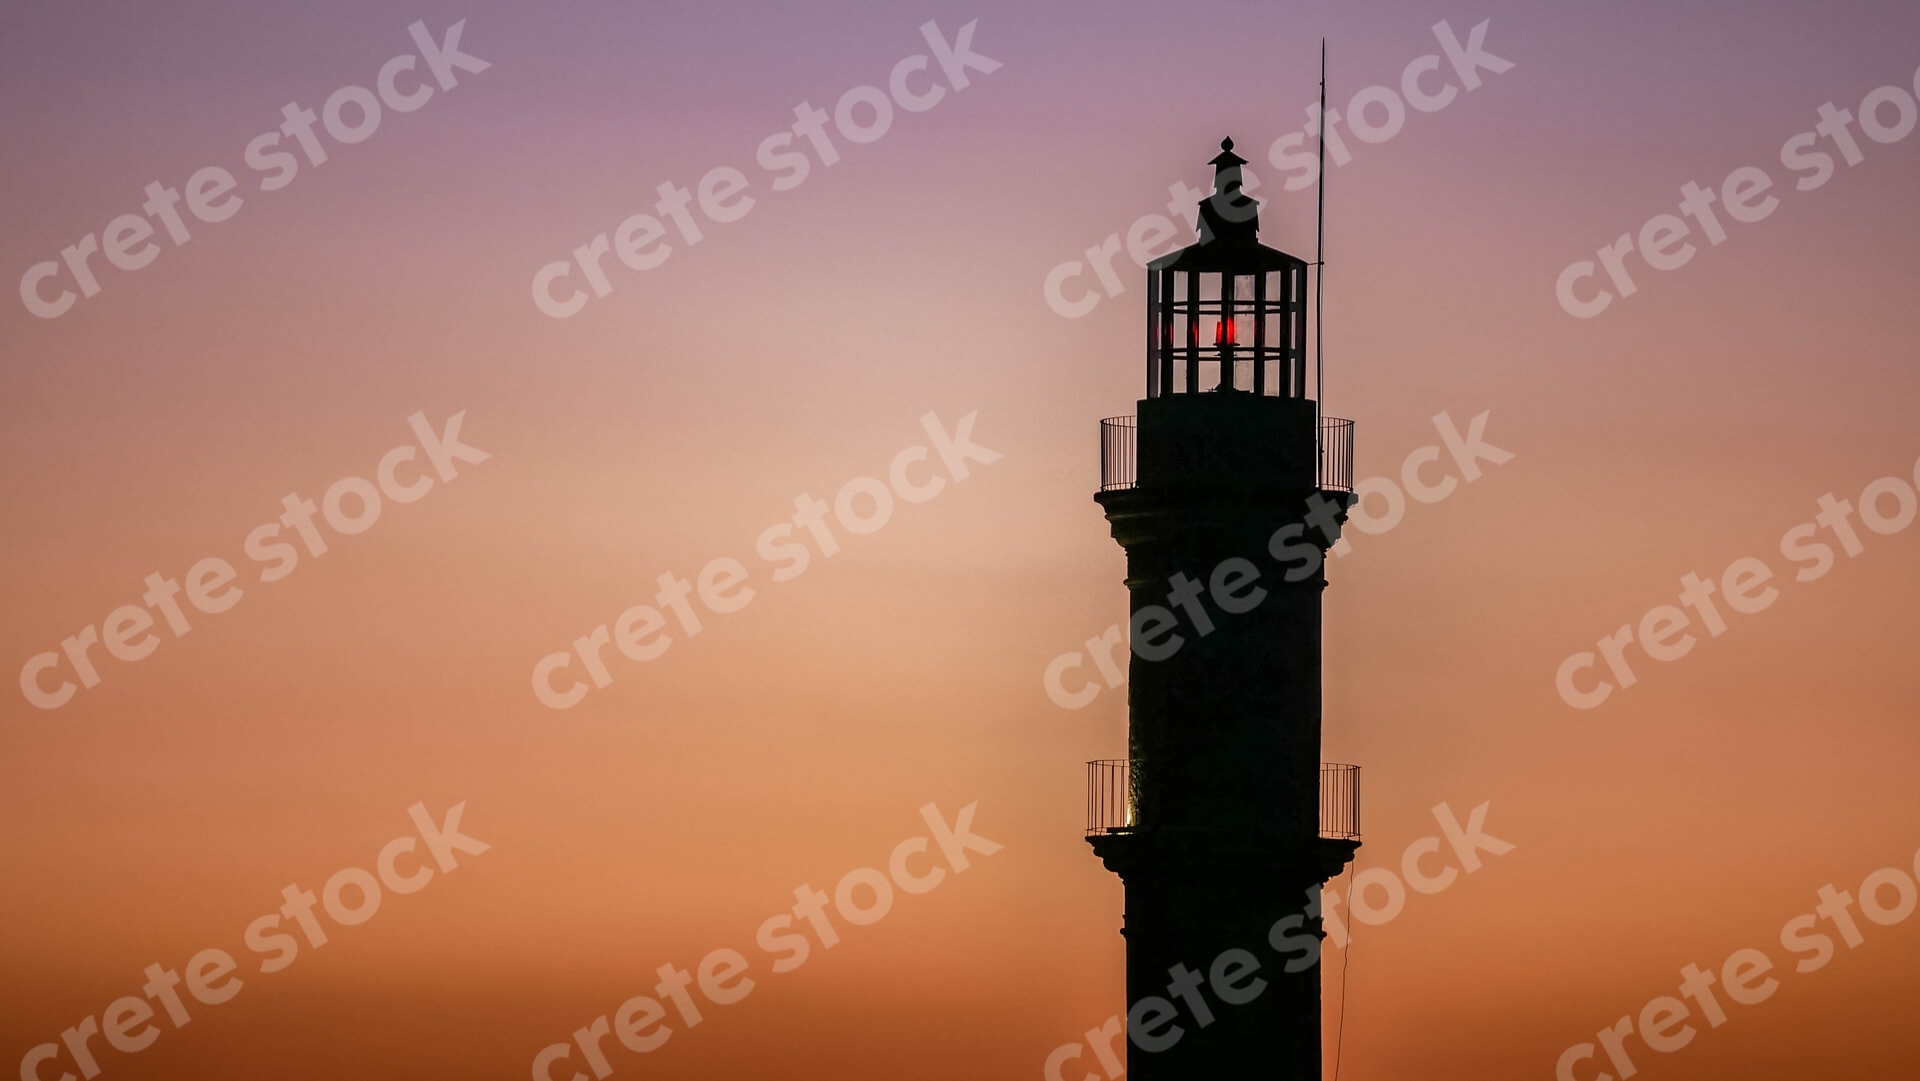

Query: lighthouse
[1085,137,1360,1078]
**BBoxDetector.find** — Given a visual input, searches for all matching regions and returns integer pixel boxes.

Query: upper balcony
[1099,413,1353,494]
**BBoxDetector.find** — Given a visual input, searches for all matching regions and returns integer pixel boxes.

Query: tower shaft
[1090,376,1356,1079]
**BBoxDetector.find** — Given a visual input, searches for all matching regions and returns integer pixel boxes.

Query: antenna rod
[1315,38,1327,422]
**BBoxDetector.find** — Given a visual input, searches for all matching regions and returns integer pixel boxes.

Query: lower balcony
[1086,759,1360,841]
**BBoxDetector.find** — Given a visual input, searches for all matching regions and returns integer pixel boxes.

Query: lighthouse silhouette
[1085,136,1361,1079]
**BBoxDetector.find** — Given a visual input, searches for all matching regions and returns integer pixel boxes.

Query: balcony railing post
[1085,759,1132,835]
[1317,763,1361,841]
[1317,418,1353,493]
[1099,417,1138,492]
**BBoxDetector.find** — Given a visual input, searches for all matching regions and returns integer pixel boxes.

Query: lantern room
[1146,138,1310,399]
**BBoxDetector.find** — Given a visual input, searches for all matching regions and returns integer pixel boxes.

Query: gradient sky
[4,0,1920,1078]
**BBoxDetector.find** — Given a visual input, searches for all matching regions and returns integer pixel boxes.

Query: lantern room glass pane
[1246,359,1259,391]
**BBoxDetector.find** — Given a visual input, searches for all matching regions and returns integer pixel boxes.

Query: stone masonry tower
[1085,138,1361,1079]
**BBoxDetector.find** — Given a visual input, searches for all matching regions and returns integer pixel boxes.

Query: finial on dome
[1209,137,1248,170]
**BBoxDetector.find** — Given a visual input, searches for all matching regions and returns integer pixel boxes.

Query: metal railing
[1099,416,1137,492]
[1095,414,1354,493]
[1319,763,1361,841]
[1317,418,1354,494]
[1086,759,1136,834]
[1085,759,1362,840]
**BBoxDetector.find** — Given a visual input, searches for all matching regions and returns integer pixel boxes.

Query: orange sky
[4,1,1919,1079]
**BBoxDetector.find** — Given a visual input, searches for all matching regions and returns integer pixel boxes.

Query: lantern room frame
[1145,250,1309,398]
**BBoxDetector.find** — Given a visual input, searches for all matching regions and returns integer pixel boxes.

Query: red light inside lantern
[1214,318,1237,346]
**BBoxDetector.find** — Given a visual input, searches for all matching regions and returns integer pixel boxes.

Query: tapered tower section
[1086,138,1360,1079]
